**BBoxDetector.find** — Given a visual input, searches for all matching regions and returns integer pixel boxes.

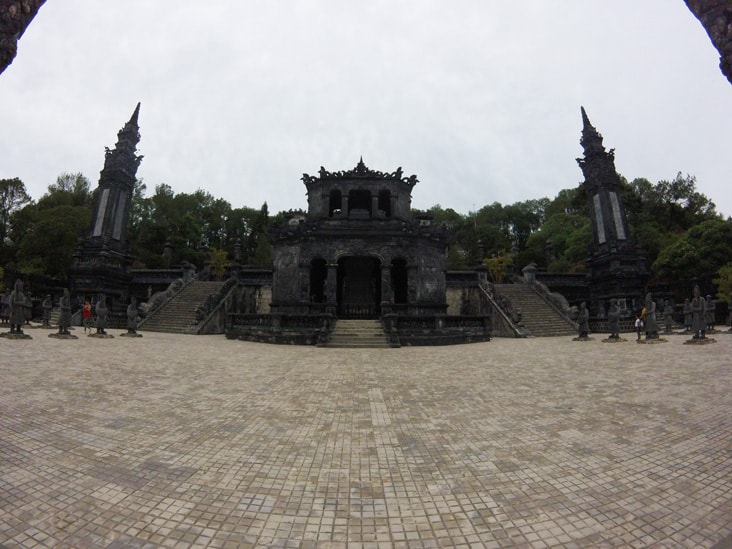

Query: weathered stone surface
[685,0,732,85]
[69,104,142,317]
[268,159,449,318]
[577,108,648,317]
[0,0,45,75]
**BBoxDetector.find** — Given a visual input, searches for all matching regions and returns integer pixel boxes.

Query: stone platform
[1,332,730,547]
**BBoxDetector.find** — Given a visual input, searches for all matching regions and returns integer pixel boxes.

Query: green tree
[652,218,732,282]
[16,203,91,278]
[712,264,732,302]
[424,205,474,267]
[247,202,272,267]
[625,174,717,233]
[520,212,591,273]
[518,188,591,272]
[544,187,586,218]
[40,172,93,208]
[486,254,513,283]
[10,173,94,279]
[209,248,229,280]
[0,177,32,262]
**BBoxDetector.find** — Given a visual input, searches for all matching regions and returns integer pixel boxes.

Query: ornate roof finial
[355,157,367,174]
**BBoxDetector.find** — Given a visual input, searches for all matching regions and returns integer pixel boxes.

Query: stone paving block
[0,330,731,547]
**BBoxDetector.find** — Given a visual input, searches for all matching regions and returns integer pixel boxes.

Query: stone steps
[494,283,576,337]
[327,319,390,348]
[141,281,226,333]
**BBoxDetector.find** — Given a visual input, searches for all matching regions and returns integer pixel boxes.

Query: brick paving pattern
[1,330,730,548]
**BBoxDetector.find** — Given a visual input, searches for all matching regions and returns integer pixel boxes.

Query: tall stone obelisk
[576,106,648,317]
[69,104,143,312]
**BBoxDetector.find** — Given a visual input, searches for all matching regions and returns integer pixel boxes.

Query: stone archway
[337,256,381,318]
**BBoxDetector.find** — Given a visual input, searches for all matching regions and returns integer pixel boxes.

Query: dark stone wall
[270,231,448,315]
[0,0,45,75]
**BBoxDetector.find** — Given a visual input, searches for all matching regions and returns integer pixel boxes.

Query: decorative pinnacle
[129,102,140,126]
[102,102,143,178]
[580,105,591,128]
[579,105,605,154]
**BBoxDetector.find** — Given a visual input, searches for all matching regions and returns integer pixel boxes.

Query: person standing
[635,314,643,341]
[82,300,93,333]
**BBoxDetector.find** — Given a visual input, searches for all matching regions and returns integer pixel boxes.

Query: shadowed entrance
[337,256,381,318]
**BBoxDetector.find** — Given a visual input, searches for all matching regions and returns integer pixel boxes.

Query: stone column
[407,264,418,314]
[299,264,310,310]
[380,263,392,314]
[342,195,349,217]
[325,263,338,315]
[390,195,398,218]
[371,194,379,217]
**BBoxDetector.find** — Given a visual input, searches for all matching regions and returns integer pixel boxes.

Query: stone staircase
[49,308,61,326]
[327,319,390,348]
[493,283,576,337]
[140,281,226,334]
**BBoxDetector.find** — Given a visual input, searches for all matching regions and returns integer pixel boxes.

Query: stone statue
[683,298,692,331]
[644,293,659,339]
[9,279,26,334]
[58,289,71,335]
[24,292,32,324]
[511,307,523,326]
[663,300,674,334]
[691,285,706,339]
[705,295,715,331]
[522,263,537,285]
[41,294,52,327]
[95,294,109,335]
[577,301,589,338]
[125,297,139,335]
[607,299,620,339]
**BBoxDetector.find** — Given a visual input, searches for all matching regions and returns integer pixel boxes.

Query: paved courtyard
[1,328,730,548]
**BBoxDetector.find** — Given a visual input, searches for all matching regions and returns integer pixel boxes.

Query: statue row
[575,285,718,342]
[1,280,139,338]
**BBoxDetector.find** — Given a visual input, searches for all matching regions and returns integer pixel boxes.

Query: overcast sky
[2,1,731,218]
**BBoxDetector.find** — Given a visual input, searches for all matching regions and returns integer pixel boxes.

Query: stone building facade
[268,159,450,319]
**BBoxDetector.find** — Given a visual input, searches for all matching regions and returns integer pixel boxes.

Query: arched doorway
[337,256,381,318]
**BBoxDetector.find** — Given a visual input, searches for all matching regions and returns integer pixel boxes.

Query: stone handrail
[137,277,192,329]
[522,279,578,332]
[190,278,239,335]
[477,284,528,338]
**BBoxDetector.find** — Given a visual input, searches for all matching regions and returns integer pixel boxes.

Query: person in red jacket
[82,300,93,333]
